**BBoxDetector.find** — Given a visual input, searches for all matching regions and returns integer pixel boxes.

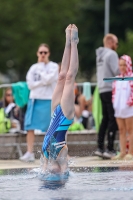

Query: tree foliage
[117,30,133,59]
[76,0,133,78]
[1,0,133,82]
[0,0,79,80]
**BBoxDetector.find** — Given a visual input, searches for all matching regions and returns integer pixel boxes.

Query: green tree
[1,0,133,82]
[0,0,80,81]
[76,0,133,78]
[76,0,104,78]
[117,30,133,59]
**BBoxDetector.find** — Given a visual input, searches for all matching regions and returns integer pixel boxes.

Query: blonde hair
[103,34,116,45]
[37,43,50,52]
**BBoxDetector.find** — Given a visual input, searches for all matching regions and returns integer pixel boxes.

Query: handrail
[0,84,12,89]
[0,82,97,89]
[77,82,97,87]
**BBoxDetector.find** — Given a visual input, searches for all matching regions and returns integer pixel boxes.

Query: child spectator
[112,55,133,160]
[74,84,87,120]
[0,88,20,133]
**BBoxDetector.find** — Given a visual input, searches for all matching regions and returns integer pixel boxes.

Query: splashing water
[1,167,133,200]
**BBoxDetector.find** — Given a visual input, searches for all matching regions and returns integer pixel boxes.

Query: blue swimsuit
[42,105,73,160]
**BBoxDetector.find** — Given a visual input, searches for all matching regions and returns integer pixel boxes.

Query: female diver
[42,24,79,173]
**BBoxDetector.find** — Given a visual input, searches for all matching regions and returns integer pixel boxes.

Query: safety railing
[0,82,97,95]
[77,82,97,87]
[0,84,12,89]
[0,82,97,88]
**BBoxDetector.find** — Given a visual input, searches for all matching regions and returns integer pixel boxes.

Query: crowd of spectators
[0,85,94,133]
[1,36,133,161]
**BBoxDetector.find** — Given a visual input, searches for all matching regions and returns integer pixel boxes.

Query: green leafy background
[0,0,133,81]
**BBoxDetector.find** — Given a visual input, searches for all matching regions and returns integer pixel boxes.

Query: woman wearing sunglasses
[20,43,59,162]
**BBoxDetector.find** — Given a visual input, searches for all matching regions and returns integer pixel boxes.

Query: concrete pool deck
[0,156,133,170]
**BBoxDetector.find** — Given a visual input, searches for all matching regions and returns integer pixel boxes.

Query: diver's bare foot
[65,24,72,46]
[71,24,79,44]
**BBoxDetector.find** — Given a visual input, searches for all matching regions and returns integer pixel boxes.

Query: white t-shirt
[26,61,58,100]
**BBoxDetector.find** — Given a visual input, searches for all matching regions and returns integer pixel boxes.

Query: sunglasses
[39,51,49,55]
[6,94,12,97]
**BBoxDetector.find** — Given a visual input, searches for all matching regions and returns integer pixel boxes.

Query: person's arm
[13,106,20,120]
[127,79,133,106]
[26,65,43,90]
[112,80,116,103]
[78,95,86,112]
[109,53,120,76]
[41,65,59,85]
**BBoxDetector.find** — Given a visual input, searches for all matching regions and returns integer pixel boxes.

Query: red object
[126,139,129,153]
[112,55,133,106]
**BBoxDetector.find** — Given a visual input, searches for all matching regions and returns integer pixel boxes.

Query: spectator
[94,34,119,159]
[68,84,86,131]
[74,84,94,129]
[0,88,21,133]
[20,43,58,162]
[112,55,133,160]
[86,97,95,130]
[74,84,87,120]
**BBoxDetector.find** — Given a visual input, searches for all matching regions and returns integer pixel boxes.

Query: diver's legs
[52,24,71,112]
[42,25,79,174]
[61,24,79,120]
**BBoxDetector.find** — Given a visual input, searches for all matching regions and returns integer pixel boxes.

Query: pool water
[0,167,133,200]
